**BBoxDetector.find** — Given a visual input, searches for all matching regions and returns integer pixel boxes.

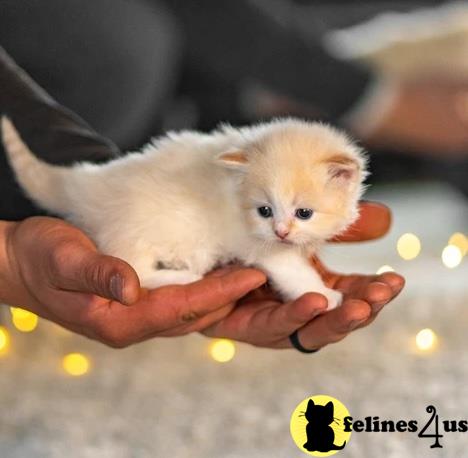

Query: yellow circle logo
[290,395,352,456]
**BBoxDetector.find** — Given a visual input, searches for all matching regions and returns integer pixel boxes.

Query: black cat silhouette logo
[290,395,352,456]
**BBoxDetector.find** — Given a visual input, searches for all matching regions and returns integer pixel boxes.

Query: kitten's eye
[295,208,314,220]
[257,206,273,218]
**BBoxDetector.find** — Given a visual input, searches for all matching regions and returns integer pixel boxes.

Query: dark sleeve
[168,0,371,120]
[0,46,119,220]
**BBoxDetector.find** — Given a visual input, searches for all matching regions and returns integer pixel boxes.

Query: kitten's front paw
[322,288,343,311]
[280,286,342,310]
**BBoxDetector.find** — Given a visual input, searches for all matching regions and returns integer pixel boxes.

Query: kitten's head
[304,399,335,425]
[217,119,367,247]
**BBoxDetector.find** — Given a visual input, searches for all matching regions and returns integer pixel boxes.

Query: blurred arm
[168,0,372,119]
[0,46,119,219]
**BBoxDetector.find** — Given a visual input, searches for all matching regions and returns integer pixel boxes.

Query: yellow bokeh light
[441,245,463,269]
[448,233,467,257]
[416,328,438,352]
[376,265,394,275]
[209,339,236,363]
[397,233,421,260]
[10,307,38,332]
[0,326,10,356]
[62,353,91,376]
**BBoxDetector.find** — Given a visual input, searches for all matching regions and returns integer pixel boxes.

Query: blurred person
[1,0,467,220]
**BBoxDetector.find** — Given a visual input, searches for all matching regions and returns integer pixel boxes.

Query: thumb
[50,248,141,305]
[331,201,392,242]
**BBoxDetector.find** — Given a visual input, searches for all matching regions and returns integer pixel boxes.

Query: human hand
[0,217,266,347]
[203,201,405,350]
[356,78,468,157]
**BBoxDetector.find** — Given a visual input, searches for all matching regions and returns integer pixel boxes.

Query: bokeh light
[0,326,10,356]
[448,233,467,257]
[441,245,463,269]
[415,328,438,352]
[10,307,38,332]
[209,339,236,363]
[62,353,91,376]
[376,265,394,275]
[397,233,421,260]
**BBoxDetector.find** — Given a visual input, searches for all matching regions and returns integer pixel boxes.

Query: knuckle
[48,241,73,275]
[84,261,107,292]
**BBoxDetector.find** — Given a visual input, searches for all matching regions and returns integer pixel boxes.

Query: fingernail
[349,318,367,331]
[109,274,124,304]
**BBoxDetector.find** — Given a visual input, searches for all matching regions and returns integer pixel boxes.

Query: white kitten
[1,117,366,310]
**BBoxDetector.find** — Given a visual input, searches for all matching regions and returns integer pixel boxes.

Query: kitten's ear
[307,399,315,408]
[215,149,249,171]
[325,401,334,412]
[326,155,360,186]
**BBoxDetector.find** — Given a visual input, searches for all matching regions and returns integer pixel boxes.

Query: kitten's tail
[331,441,346,450]
[1,116,72,214]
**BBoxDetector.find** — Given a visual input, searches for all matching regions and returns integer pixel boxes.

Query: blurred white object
[325,2,468,79]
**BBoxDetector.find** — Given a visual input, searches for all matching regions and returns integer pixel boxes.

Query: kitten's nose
[275,228,289,240]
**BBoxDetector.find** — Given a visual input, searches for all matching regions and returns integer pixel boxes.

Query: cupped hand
[1,217,266,347]
[203,201,405,350]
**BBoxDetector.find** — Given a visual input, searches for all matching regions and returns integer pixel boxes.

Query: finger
[356,273,405,325]
[241,293,328,341]
[74,268,265,346]
[331,201,391,242]
[203,293,328,344]
[144,268,266,329]
[274,299,371,350]
[146,302,237,338]
[377,272,405,295]
[364,281,393,307]
[88,298,237,347]
[363,273,405,314]
[328,271,405,301]
[206,264,243,277]
[49,245,141,305]
[249,293,328,341]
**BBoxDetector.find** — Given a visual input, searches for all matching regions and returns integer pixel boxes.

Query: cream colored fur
[1,117,366,309]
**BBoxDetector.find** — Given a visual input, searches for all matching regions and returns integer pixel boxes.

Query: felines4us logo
[290,394,468,456]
